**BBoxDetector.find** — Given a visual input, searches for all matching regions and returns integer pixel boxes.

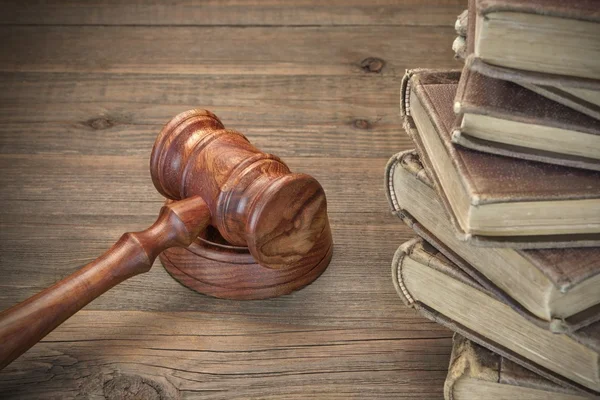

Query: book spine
[444,333,500,400]
[391,239,420,307]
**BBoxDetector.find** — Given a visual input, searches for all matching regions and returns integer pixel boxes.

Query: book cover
[400,68,600,247]
[445,334,593,400]
[385,149,600,330]
[461,0,600,119]
[392,237,600,395]
[454,63,600,171]
[473,0,600,80]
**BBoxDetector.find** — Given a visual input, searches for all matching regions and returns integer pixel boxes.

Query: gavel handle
[0,196,210,370]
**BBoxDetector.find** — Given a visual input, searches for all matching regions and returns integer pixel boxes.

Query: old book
[468,56,600,121]
[392,237,600,394]
[462,0,600,120]
[472,0,600,80]
[445,334,592,400]
[454,63,600,171]
[385,149,600,328]
[400,69,600,247]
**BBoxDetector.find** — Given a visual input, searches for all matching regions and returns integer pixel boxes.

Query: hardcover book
[445,334,593,400]
[461,0,600,120]
[454,64,600,171]
[472,0,600,80]
[385,149,600,329]
[468,55,600,121]
[392,237,600,395]
[400,69,600,247]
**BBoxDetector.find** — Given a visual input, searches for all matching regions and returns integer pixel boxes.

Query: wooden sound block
[159,220,333,300]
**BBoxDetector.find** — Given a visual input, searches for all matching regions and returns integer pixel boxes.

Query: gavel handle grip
[0,196,210,370]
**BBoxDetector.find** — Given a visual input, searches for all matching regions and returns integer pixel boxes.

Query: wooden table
[0,1,463,398]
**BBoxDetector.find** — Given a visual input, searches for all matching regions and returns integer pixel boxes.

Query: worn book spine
[445,334,593,400]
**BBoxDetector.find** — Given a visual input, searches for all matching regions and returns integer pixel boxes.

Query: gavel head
[150,109,333,273]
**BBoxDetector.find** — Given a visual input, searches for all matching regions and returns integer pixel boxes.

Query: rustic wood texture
[0,1,463,398]
[0,196,211,370]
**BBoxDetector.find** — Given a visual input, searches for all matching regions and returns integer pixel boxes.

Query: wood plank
[0,26,457,75]
[0,154,394,210]
[0,72,412,158]
[0,122,413,158]
[0,74,420,123]
[0,209,413,314]
[0,71,427,158]
[0,25,457,159]
[0,311,452,399]
[0,0,465,27]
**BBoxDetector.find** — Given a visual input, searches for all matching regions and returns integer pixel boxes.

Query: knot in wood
[103,374,179,400]
[353,119,370,130]
[360,57,385,73]
[86,117,114,130]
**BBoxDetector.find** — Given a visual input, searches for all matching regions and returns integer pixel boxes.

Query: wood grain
[0,26,457,75]
[0,154,391,212]
[0,0,461,397]
[0,122,415,158]
[0,0,464,26]
[0,311,452,399]
[0,196,211,370]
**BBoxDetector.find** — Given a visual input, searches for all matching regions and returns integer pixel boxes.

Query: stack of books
[385,1,600,399]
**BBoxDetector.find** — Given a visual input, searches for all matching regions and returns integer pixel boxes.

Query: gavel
[0,109,333,369]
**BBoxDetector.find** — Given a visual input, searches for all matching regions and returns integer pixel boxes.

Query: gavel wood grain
[0,109,333,370]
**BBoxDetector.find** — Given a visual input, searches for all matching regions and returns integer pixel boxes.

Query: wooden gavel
[0,109,333,369]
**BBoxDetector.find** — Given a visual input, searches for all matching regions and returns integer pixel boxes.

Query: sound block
[160,225,333,300]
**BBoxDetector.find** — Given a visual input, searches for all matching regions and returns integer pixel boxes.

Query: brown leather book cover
[454,64,600,171]
[464,0,600,119]
[400,68,600,248]
[385,149,600,332]
[392,238,600,397]
[445,334,593,400]
[468,56,600,121]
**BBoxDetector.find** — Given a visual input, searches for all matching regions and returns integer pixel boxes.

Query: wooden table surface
[0,1,464,398]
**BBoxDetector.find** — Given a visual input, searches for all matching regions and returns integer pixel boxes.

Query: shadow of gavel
[0,109,333,369]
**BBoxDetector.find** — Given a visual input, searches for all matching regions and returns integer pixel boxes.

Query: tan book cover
[473,0,600,80]
[454,63,600,171]
[445,334,593,400]
[392,237,600,395]
[461,0,600,119]
[385,149,600,330]
[400,68,600,247]
[468,55,600,121]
